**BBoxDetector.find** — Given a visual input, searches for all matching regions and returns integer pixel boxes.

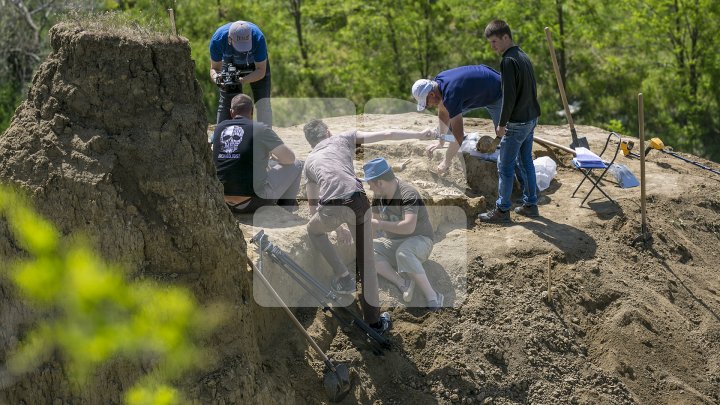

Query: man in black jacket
[479,20,542,223]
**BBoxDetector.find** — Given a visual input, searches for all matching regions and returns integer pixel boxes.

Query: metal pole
[638,93,647,237]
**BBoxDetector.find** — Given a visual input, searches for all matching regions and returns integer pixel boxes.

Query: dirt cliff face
[0,22,292,404]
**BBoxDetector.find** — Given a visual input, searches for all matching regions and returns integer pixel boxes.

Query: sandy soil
[242,113,720,404]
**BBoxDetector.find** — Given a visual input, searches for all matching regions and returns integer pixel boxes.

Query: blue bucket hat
[361,158,392,182]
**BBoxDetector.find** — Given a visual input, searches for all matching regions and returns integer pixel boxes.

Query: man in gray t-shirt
[302,119,434,332]
[363,158,443,312]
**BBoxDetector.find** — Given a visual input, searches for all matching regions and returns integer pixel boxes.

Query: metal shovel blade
[323,362,351,403]
[569,128,590,150]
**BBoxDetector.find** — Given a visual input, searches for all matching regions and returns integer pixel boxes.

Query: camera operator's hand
[213,74,226,90]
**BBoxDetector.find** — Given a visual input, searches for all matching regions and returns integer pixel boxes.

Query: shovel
[544,27,589,150]
[248,259,352,402]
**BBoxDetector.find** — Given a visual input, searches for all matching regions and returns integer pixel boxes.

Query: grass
[61,9,176,42]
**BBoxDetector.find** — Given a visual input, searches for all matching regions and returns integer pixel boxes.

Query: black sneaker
[372,312,392,335]
[478,207,511,223]
[331,274,356,295]
[514,204,539,217]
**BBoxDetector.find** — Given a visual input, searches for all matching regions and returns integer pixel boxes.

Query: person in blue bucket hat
[363,158,444,311]
[302,120,436,334]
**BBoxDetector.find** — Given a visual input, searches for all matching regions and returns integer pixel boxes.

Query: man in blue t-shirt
[210,21,272,131]
[412,65,503,174]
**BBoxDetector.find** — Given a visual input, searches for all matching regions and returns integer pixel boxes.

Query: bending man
[412,65,502,174]
[302,120,434,334]
[210,20,272,131]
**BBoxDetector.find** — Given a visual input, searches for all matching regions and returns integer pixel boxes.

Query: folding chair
[571,132,622,207]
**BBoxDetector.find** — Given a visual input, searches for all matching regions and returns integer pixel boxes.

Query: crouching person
[213,94,302,213]
[302,119,433,334]
[363,158,444,311]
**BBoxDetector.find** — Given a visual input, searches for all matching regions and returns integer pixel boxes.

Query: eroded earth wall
[0,22,291,404]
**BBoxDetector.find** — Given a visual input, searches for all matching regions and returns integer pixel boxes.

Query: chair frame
[571,132,622,207]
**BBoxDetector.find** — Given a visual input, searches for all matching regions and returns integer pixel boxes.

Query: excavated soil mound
[0,23,293,404]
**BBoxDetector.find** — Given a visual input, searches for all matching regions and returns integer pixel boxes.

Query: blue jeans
[473,99,529,192]
[496,118,538,211]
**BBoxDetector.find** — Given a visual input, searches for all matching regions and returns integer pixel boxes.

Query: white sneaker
[401,279,416,303]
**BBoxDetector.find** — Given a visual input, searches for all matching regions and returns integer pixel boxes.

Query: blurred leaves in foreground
[0,184,223,405]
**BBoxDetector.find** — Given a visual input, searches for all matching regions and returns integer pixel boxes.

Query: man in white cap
[412,65,503,174]
[210,20,272,132]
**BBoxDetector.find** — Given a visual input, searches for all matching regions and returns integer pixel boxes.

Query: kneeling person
[364,158,443,311]
[213,94,302,213]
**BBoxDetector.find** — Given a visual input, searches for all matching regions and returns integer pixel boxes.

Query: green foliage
[1,0,719,161]
[605,119,626,135]
[0,185,220,405]
[0,83,21,132]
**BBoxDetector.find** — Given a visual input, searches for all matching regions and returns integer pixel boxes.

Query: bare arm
[210,59,267,84]
[210,60,223,83]
[355,127,434,144]
[438,102,450,136]
[372,212,418,235]
[306,181,320,215]
[240,59,267,84]
[269,144,296,165]
[448,114,464,144]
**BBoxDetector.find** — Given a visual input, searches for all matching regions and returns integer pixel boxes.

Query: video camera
[215,62,255,90]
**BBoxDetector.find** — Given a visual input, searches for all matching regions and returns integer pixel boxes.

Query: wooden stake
[547,255,552,301]
[167,9,177,36]
[638,93,647,237]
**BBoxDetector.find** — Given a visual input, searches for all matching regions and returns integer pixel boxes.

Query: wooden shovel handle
[534,135,577,155]
[545,27,575,130]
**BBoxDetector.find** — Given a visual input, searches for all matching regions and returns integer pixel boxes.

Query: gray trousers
[229,160,302,214]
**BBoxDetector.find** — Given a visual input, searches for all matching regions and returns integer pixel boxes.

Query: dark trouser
[227,160,303,214]
[217,73,272,127]
[306,192,380,324]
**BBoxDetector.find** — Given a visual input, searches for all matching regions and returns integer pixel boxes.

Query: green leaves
[0,185,219,405]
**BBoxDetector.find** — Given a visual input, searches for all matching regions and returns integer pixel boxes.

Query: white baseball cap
[412,79,434,111]
[229,21,252,52]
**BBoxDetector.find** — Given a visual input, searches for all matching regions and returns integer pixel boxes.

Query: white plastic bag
[534,156,557,191]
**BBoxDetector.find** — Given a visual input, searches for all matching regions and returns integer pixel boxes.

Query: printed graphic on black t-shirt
[218,125,244,158]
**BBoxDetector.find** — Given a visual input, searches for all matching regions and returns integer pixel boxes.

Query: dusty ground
[240,113,720,404]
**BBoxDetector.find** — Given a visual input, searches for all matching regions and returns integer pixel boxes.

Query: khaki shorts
[373,235,433,275]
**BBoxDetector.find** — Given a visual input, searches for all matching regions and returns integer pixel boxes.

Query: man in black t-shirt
[363,158,444,311]
[213,94,302,214]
